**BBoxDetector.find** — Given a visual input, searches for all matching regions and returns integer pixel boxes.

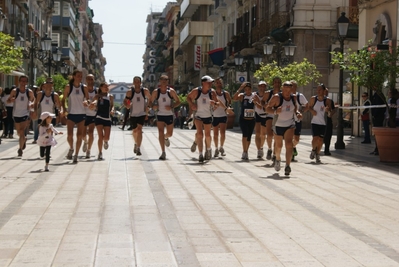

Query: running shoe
[257,148,264,159]
[244,152,249,160]
[44,166,49,172]
[219,147,226,156]
[284,165,291,175]
[310,150,316,160]
[271,155,276,167]
[241,152,246,160]
[98,152,103,160]
[82,141,88,152]
[199,154,204,163]
[274,160,281,171]
[316,154,321,163]
[134,144,137,154]
[214,148,219,158]
[17,148,23,157]
[85,150,90,159]
[293,147,298,157]
[104,141,109,150]
[205,149,212,160]
[66,149,74,160]
[136,147,142,156]
[190,142,197,153]
[165,138,170,147]
[159,152,166,160]
[266,149,272,160]
[73,155,78,163]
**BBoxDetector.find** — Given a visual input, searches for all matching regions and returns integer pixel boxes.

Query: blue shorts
[311,124,326,138]
[195,116,212,125]
[274,125,295,136]
[294,121,302,135]
[157,115,174,125]
[85,115,96,126]
[212,116,227,126]
[130,115,146,129]
[13,116,29,123]
[95,118,112,127]
[67,114,86,124]
[255,113,267,126]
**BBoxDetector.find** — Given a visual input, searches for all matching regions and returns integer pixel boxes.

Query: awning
[9,70,26,76]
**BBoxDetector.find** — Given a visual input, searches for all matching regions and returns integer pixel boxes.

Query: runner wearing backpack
[254,81,268,159]
[266,81,302,175]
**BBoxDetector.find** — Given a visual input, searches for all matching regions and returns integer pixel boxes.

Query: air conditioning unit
[331,44,349,53]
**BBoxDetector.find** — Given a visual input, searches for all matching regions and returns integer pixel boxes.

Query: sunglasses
[160,78,169,81]
[283,83,293,87]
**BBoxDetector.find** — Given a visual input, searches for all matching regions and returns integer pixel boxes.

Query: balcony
[215,0,227,12]
[270,12,289,31]
[251,19,271,44]
[52,16,75,32]
[180,21,214,45]
[181,0,213,18]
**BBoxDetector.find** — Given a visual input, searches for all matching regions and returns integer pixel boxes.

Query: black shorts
[239,117,256,141]
[95,118,112,127]
[157,115,174,125]
[274,125,295,136]
[311,123,326,138]
[195,116,213,125]
[294,121,302,136]
[212,116,227,126]
[130,115,146,129]
[255,113,267,126]
[67,114,86,124]
[85,115,96,126]
[13,116,29,123]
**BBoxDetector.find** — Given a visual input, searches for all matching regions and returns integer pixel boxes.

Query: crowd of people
[1,72,396,174]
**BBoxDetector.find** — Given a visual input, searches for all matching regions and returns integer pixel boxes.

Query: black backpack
[195,86,213,101]
[68,82,85,96]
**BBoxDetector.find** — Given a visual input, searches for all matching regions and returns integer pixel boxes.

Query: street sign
[236,72,247,83]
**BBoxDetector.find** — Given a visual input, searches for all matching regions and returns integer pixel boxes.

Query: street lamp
[263,37,297,66]
[335,12,349,150]
[0,8,7,32]
[234,52,263,82]
[41,33,61,76]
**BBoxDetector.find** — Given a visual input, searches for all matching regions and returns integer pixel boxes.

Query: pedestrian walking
[308,83,334,163]
[187,75,217,162]
[90,82,114,160]
[62,69,89,163]
[150,74,181,160]
[212,77,231,157]
[82,74,98,158]
[37,111,63,171]
[323,88,336,155]
[124,76,152,156]
[7,76,35,157]
[266,81,302,175]
[290,80,308,161]
[233,82,256,160]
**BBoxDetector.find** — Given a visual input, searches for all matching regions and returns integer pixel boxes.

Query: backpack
[312,95,328,108]
[127,87,145,100]
[296,92,302,106]
[40,91,55,104]
[156,87,172,100]
[195,86,213,101]
[68,82,85,96]
[15,88,30,99]
[276,92,296,108]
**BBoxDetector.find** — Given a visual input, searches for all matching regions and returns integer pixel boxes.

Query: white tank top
[213,92,227,118]
[157,90,173,116]
[39,93,55,114]
[275,98,295,127]
[255,92,266,117]
[130,89,147,117]
[13,89,30,117]
[68,84,86,115]
[86,88,97,116]
[195,91,213,118]
[311,98,326,125]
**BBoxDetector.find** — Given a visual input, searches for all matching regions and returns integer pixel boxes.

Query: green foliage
[254,58,321,86]
[36,74,68,93]
[0,32,23,74]
[330,44,399,91]
[178,94,187,106]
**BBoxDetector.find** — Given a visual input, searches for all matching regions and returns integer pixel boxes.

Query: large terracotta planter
[226,112,235,129]
[373,127,399,163]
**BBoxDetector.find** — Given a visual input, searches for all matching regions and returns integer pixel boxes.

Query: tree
[254,58,321,86]
[36,74,68,93]
[0,32,23,74]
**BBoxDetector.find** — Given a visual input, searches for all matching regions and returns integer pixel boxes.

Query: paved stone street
[0,125,398,267]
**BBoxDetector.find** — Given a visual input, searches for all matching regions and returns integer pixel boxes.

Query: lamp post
[0,8,7,32]
[234,52,263,82]
[41,33,61,77]
[335,12,349,150]
[263,37,297,66]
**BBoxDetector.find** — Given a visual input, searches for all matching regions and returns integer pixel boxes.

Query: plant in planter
[331,42,399,162]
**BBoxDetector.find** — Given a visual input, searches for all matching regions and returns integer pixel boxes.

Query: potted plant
[331,43,399,162]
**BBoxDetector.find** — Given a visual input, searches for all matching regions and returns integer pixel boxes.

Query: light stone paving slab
[0,126,398,266]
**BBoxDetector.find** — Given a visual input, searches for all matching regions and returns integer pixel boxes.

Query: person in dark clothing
[119,107,130,130]
[323,88,336,155]
[370,90,386,155]
[361,92,371,143]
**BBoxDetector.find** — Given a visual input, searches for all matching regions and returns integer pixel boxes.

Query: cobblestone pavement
[0,126,398,267]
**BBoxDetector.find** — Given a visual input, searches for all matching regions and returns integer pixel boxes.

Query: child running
[37,111,63,171]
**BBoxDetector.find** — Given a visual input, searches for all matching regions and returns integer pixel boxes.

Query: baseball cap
[258,81,267,85]
[40,111,55,121]
[201,75,214,82]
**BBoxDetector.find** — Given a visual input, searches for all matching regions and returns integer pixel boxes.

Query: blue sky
[89,0,169,83]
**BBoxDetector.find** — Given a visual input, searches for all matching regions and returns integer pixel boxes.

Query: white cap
[258,81,267,85]
[201,75,214,82]
[40,111,55,121]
